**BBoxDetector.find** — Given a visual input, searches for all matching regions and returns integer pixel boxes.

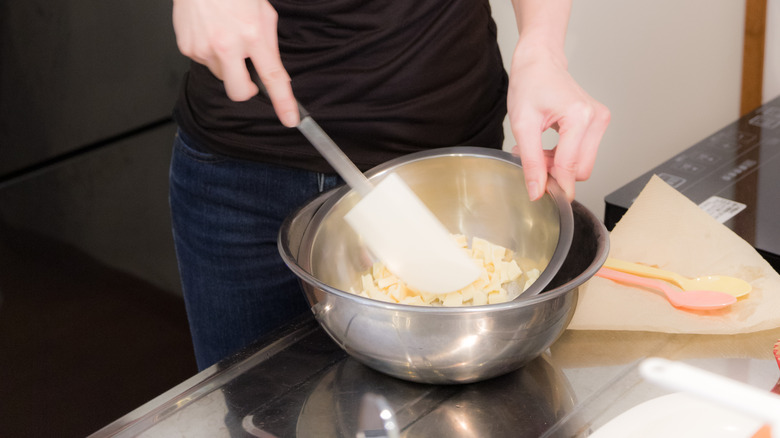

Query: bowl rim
[279,146,604,313]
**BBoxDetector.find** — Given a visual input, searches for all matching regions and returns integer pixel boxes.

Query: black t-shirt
[173,0,508,173]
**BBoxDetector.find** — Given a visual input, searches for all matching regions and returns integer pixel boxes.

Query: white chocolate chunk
[351,235,541,307]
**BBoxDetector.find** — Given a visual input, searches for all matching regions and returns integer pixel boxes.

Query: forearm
[506,0,609,202]
[511,0,572,68]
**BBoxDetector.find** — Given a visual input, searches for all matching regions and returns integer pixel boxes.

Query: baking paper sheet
[569,175,780,334]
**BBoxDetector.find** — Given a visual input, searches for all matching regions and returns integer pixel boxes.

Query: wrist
[513,38,568,71]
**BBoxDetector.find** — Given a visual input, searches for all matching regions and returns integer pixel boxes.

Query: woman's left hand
[507,43,610,202]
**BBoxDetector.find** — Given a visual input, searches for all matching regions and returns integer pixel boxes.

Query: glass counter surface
[90,314,780,438]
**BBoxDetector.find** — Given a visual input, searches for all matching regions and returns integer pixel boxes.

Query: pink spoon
[772,339,779,395]
[596,267,737,310]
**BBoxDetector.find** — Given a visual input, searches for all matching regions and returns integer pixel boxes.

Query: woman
[171,0,609,370]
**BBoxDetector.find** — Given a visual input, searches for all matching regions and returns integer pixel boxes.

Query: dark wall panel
[0,0,189,176]
[0,123,182,295]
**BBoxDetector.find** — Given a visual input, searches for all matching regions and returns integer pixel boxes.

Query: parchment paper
[569,175,780,334]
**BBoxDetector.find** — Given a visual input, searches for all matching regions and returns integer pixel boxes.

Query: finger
[249,6,298,127]
[216,50,259,102]
[256,63,297,127]
[511,117,548,201]
[573,102,610,181]
[550,117,588,202]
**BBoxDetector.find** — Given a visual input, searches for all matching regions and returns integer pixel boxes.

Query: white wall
[491,0,746,219]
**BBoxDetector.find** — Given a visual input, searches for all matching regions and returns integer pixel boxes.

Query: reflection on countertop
[92,314,780,438]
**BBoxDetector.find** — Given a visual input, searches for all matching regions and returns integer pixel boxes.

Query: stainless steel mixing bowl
[279,147,608,384]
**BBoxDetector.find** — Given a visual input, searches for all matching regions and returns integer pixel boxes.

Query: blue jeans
[169,130,343,370]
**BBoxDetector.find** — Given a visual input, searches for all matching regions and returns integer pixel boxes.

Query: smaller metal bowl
[304,147,574,300]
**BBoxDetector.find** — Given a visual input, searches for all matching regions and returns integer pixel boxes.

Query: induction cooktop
[604,96,780,271]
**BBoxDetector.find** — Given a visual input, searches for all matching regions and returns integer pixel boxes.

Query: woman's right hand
[172,0,300,127]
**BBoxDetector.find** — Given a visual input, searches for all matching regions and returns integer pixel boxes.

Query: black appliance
[0,0,190,293]
[604,96,780,271]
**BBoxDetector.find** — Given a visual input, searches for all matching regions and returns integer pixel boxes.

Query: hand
[507,44,610,202]
[172,0,299,127]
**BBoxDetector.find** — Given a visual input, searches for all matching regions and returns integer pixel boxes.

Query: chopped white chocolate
[488,288,508,305]
[351,234,541,306]
[442,292,463,307]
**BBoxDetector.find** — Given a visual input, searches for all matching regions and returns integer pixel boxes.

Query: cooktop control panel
[604,96,780,271]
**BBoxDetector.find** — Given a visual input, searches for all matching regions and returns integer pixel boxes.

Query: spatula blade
[344,173,481,294]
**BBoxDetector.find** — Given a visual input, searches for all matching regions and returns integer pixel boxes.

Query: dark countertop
[90,312,780,437]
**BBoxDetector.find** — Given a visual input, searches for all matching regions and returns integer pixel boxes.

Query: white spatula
[290,101,480,294]
[640,357,780,437]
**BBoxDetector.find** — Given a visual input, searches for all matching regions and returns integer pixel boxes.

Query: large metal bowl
[279,147,608,384]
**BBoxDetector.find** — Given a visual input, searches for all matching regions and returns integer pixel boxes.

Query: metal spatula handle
[296,116,373,197]
[258,84,373,197]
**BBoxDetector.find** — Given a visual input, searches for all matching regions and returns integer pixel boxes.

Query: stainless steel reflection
[296,354,578,438]
[279,147,608,384]
[355,394,400,438]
